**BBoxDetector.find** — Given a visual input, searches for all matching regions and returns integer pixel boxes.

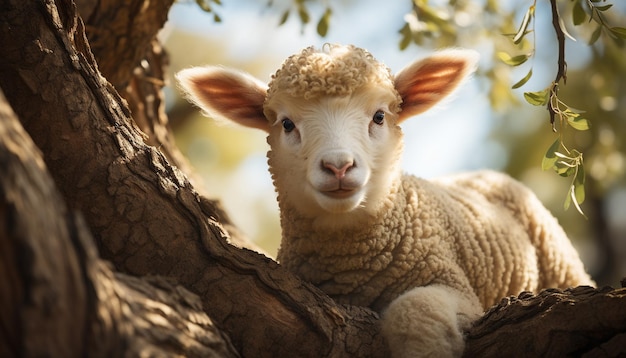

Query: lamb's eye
[282,118,296,133]
[373,110,385,125]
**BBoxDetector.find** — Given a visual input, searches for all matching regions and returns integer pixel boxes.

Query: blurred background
[162,0,625,286]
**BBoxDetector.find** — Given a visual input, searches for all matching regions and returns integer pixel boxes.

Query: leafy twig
[505,0,592,216]
[548,0,567,130]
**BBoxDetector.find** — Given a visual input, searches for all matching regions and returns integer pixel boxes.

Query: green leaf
[595,4,613,11]
[558,158,587,216]
[574,164,586,204]
[278,10,290,26]
[298,5,310,24]
[195,0,212,12]
[589,26,602,45]
[555,160,576,177]
[542,138,560,171]
[497,52,529,66]
[570,186,586,217]
[512,69,533,89]
[524,89,549,106]
[573,1,587,26]
[399,23,412,50]
[564,186,572,210]
[567,165,587,216]
[316,20,328,36]
[513,7,533,44]
[567,115,591,130]
[610,27,626,39]
[316,8,332,37]
[563,106,586,114]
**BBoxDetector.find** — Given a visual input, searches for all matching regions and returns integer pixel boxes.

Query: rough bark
[464,285,626,357]
[77,0,254,249]
[78,0,195,181]
[0,0,625,357]
[79,0,173,91]
[0,93,239,357]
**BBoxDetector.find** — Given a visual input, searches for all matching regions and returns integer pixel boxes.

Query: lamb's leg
[381,284,482,358]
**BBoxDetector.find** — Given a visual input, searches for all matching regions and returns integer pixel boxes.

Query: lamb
[177,44,594,357]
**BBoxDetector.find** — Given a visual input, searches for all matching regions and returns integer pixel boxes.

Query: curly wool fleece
[265,44,401,104]
[277,171,593,312]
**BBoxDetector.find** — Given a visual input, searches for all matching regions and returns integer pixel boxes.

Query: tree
[1,0,625,357]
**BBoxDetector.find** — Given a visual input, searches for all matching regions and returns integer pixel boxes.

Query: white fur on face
[266,87,403,227]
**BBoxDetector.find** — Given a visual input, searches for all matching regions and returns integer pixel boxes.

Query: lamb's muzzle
[321,157,353,181]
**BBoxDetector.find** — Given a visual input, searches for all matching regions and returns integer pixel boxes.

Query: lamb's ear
[394,49,479,122]
[176,66,270,132]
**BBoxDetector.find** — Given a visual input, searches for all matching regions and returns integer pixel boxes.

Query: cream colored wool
[177,44,594,358]
[266,44,399,103]
[277,170,593,311]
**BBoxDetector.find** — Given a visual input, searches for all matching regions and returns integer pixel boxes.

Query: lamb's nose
[322,160,354,180]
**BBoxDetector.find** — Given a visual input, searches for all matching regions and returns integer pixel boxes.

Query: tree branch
[465,285,626,356]
[548,0,568,128]
[0,91,239,357]
[79,0,175,91]
[74,0,257,248]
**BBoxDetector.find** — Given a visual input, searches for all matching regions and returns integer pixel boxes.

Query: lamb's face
[176,44,479,227]
[265,86,404,221]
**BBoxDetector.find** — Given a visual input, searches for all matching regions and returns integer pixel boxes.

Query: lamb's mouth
[321,189,356,199]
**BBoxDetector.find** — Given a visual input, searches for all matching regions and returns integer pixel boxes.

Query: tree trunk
[77,0,254,249]
[0,93,238,357]
[0,0,624,357]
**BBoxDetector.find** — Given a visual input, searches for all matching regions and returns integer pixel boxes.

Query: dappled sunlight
[164,0,626,285]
